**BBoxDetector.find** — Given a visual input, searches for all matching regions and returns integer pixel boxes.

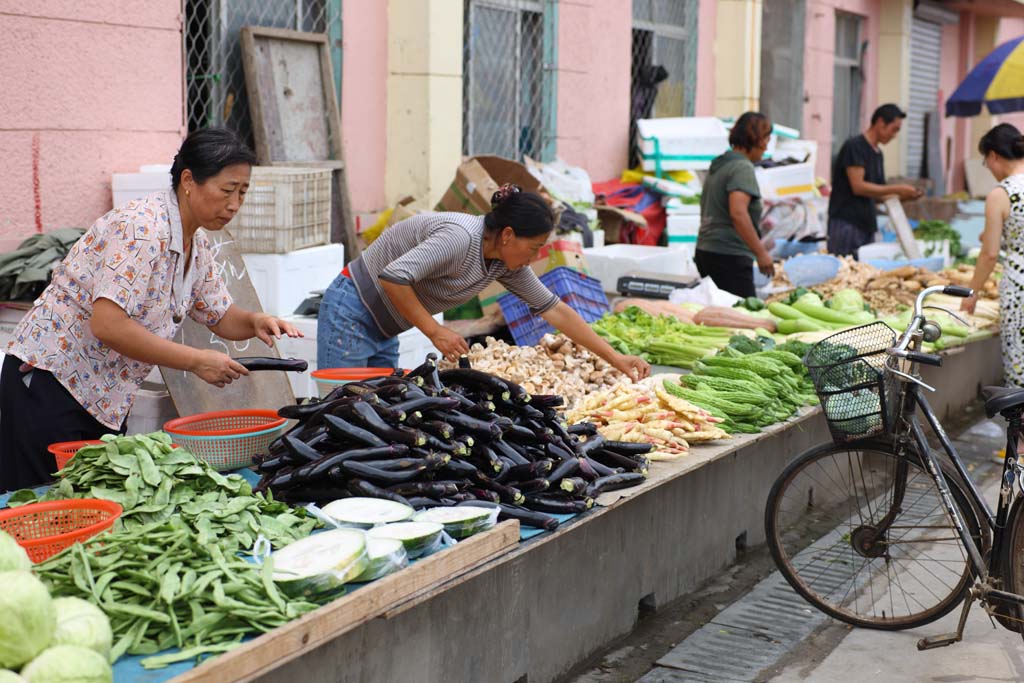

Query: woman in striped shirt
[318,184,650,379]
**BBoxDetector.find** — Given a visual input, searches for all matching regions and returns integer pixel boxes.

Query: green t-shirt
[696,150,762,258]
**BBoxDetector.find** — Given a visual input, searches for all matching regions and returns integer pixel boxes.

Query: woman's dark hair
[484,184,554,238]
[870,103,907,125]
[729,112,772,150]
[170,127,257,190]
[979,123,1024,160]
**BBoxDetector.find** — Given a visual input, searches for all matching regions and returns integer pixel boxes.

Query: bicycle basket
[804,322,900,443]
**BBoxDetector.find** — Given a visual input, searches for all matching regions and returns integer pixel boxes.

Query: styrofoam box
[666,214,700,249]
[127,388,178,436]
[755,162,816,201]
[637,117,729,172]
[112,165,172,208]
[276,313,442,399]
[559,229,605,249]
[857,239,952,267]
[583,244,696,292]
[242,244,345,317]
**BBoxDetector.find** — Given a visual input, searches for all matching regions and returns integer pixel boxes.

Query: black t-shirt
[828,134,884,233]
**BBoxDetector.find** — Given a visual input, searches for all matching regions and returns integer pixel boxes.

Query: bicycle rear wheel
[998,496,1024,637]
[765,441,982,629]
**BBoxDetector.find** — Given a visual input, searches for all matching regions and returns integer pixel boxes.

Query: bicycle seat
[982,386,1024,418]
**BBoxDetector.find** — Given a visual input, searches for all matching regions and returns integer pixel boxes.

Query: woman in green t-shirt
[695,112,775,298]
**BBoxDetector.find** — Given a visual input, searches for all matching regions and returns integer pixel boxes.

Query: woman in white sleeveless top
[965,124,1024,385]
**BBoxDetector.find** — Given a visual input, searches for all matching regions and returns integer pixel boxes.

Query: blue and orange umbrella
[947,35,1024,117]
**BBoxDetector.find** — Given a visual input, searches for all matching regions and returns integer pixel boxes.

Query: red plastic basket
[163,410,287,471]
[47,440,105,471]
[0,499,122,563]
[311,368,398,398]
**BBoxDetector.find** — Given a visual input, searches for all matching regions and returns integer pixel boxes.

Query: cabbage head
[0,671,27,683]
[21,646,111,683]
[50,598,112,661]
[0,572,55,669]
[0,531,30,572]
[795,291,824,308]
[830,289,865,314]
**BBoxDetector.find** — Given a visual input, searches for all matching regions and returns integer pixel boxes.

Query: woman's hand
[613,354,651,381]
[961,295,978,316]
[429,327,469,362]
[191,349,249,387]
[252,313,303,348]
[756,251,776,278]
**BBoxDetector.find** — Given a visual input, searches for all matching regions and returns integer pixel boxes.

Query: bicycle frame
[886,350,1024,610]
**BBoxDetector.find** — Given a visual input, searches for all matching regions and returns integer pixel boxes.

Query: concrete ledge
[247,336,1002,683]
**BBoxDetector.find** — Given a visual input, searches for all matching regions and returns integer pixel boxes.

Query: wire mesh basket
[804,322,901,443]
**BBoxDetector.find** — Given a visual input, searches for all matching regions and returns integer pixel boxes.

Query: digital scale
[616,271,700,299]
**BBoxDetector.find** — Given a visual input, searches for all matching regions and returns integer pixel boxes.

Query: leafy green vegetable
[20,645,111,683]
[0,670,26,682]
[914,220,961,257]
[50,598,112,661]
[0,531,30,572]
[830,289,865,315]
[0,571,56,670]
[591,307,732,368]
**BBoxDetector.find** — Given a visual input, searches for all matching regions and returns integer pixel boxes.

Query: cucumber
[322,497,415,529]
[271,529,368,602]
[352,537,408,582]
[367,521,444,559]
[413,505,495,539]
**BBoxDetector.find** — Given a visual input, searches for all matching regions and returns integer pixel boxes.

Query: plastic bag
[669,277,741,308]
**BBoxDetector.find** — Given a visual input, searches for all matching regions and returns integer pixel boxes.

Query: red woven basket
[47,440,105,470]
[0,499,122,563]
[163,409,287,471]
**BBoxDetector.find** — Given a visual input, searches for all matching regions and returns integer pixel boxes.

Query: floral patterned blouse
[7,191,233,429]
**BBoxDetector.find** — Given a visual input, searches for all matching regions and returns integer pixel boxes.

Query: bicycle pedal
[917,633,960,650]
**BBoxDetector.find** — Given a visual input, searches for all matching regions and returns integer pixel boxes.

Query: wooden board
[170,520,520,683]
[160,228,296,417]
[240,26,359,261]
[883,196,923,259]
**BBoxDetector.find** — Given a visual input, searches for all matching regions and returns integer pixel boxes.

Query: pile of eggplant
[253,355,651,531]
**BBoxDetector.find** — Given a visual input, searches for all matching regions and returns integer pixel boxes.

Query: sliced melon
[322,497,415,529]
[412,506,495,539]
[366,521,444,559]
[352,537,408,582]
[271,529,368,602]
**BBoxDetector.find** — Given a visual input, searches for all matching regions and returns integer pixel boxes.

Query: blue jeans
[317,274,399,369]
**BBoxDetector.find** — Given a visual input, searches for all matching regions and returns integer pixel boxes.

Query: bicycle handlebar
[893,284,975,353]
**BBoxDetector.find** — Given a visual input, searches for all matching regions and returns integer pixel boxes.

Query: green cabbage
[795,291,824,308]
[0,531,30,572]
[830,289,865,314]
[0,572,55,669]
[50,598,112,661]
[0,671,27,683]
[21,646,111,683]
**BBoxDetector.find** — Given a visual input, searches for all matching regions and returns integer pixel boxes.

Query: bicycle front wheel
[765,441,981,630]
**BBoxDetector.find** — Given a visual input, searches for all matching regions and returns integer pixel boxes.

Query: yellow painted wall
[385,0,464,208]
[970,15,1000,154]
[713,0,763,116]
[876,0,912,178]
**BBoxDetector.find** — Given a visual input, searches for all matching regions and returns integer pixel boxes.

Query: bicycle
[764,283,1024,649]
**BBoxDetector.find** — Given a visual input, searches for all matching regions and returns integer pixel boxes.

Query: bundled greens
[914,220,961,258]
[9,433,317,553]
[592,307,733,368]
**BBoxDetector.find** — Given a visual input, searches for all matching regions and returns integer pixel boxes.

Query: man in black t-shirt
[827,104,923,257]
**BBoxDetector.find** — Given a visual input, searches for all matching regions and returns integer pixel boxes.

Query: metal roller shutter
[906,16,942,177]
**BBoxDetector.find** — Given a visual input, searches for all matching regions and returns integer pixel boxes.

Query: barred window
[630,0,699,166]
[832,11,864,159]
[462,0,555,161]
[184,0,342,147]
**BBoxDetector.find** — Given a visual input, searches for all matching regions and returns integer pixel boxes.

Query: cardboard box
[595,205,646,244]
[477,239,588,318]
[435,156,543,215]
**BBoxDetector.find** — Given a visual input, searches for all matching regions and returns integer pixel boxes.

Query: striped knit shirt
[349,212,560,337]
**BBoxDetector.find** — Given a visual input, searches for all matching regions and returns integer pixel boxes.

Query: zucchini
[352,537,408,582]
[271,529,368,602]
[367,521,444,559]
[322,497,415,529]
[413,505,496,539]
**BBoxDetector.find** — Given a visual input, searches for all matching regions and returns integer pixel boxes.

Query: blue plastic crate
[498,267,610,347]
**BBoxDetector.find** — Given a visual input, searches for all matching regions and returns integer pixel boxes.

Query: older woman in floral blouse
[0,128,301,490]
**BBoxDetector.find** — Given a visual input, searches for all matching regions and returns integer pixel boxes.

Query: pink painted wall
[802,0,882,181]
[341,0,387,213]
[555,0,632,181]
[940,20,962,191]
[0,2,184,250]
[694,0,718,116]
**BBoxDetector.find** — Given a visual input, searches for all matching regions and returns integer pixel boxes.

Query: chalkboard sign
[160,228,296,417]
